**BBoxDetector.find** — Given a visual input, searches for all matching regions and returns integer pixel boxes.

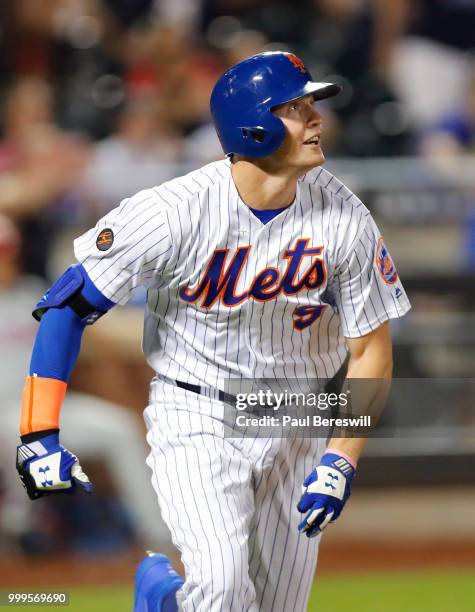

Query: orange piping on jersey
[20,376,67,435]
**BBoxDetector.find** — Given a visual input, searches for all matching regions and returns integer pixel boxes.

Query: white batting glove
[297,452,356,538]
[16,432,93,500]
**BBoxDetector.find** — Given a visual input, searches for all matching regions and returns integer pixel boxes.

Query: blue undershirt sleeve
[29,266,116,382]
[29,308,86,381]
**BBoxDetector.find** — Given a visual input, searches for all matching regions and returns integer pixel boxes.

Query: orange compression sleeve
[20,376,67,436]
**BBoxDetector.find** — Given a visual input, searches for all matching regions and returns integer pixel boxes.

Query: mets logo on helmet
[376,237,398,284]
[286,53,306,74]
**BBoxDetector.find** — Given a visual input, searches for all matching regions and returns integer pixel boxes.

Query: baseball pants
[144,376,326,612]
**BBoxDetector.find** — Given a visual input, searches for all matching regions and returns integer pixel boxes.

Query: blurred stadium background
[1,1,474,610]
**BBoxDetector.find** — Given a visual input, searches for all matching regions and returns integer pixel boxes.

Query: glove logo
[39,466,53,487]
[324,473,338,490]
[96,228,114,251]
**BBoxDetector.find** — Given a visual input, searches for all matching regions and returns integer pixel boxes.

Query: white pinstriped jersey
[74,158,410,388]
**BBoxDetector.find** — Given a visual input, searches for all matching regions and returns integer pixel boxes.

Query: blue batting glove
[16,432,93,500]
[297,452,356,538]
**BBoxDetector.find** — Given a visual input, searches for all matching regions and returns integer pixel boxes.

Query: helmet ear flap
[235,114,285,156]
[241,127,267,143]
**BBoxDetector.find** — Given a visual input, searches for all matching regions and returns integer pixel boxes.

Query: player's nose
[307,105,322,127]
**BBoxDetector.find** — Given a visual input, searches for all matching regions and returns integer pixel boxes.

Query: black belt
[175,380,237,407]
[175,380,280,411]
[175,361,348,411]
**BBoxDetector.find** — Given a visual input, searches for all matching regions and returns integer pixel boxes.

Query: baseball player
[16,52,410,611]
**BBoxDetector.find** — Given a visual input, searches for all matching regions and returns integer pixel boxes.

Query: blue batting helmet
[210,51,341,158]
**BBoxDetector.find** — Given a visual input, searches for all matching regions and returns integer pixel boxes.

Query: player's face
[271,94,325,170]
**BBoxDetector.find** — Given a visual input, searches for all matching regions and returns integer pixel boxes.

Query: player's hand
[297,452,355,538]
[16,432,93,500]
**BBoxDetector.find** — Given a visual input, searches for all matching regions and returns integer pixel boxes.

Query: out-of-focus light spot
[54,9,101,49]
[91,75,124,109]
[263,42,290,53]
[322,74,353,109]
[206,16,242,49]
[373,102,408,136]
[68,16,101,49]
[223,28,267,53]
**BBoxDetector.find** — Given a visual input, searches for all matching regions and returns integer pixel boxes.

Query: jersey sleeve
[331,215,411,338]
[73,189,173,305]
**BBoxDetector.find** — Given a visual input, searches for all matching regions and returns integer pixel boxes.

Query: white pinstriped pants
[144,377,326,612]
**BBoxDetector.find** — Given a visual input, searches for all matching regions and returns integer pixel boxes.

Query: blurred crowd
[1,0,475,556]
[0,0,474,278]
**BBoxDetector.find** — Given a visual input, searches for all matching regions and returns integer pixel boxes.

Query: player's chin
[300,146,325,167]
[314,149,325,165]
